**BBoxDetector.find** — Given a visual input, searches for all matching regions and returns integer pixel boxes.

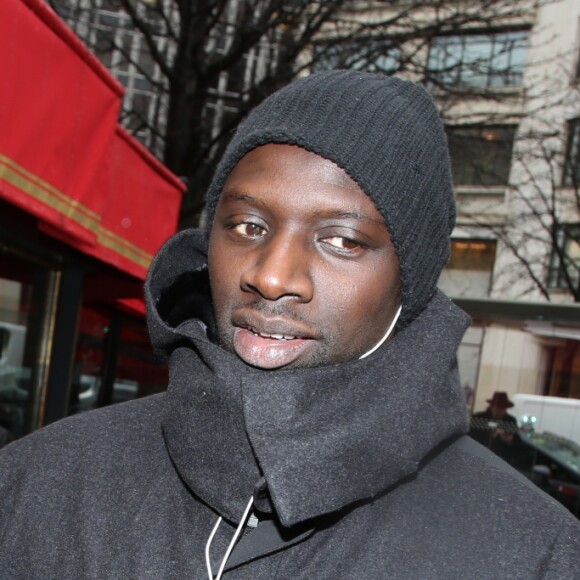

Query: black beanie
[205,69,455,327]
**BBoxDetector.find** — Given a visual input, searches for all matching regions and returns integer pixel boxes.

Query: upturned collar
[146,229,470,528]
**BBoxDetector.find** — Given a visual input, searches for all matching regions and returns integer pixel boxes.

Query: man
[470,391,523,467]
[1,70,578,578]
[477,391,518,426]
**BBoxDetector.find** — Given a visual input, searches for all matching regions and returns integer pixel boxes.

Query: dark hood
[145,229,471,528]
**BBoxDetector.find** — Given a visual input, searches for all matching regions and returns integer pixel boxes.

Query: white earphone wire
[359,305,402,360]
[205,496,254,580]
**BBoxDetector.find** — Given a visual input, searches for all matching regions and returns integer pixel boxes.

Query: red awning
[0,0,184,280]
[62,126,184,279]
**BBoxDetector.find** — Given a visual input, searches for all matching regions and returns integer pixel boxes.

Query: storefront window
[0,249,58,442]
[69,306,110,415]
[113,316,167,404]
[68,305,167,416]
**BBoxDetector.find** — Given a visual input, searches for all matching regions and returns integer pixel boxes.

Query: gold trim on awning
[0,153,153,269]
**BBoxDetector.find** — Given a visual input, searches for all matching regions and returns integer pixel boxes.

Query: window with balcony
[548,224,580,291]
[427,31,528,90]
[313,38,400,75]
[563,118,580,187]
[447,125,516,186]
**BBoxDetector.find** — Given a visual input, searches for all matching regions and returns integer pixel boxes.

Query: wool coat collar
[146,229,470,529]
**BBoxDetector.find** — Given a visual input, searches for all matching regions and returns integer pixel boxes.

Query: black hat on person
[486,392,514,409]
[205,69,455,327]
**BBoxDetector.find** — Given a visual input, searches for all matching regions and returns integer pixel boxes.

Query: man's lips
[231,310,316,369]
[243,328,299,340]
[232,310,315,340]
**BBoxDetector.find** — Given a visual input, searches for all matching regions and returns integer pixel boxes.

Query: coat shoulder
[0,394,169,520]
[1,393,166,463]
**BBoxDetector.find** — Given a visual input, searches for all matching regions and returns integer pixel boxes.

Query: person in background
[470,391,520,464]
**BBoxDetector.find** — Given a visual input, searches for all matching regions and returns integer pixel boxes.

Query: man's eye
[322,236,362,251]
[233,223,265,238]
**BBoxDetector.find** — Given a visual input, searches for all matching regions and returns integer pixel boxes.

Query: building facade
[314,0,580,411]
[47,0,580,417]
[437,0,580,409]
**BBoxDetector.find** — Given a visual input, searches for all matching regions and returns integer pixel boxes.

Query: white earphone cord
[205,496,254,580]
[359,305,401,360]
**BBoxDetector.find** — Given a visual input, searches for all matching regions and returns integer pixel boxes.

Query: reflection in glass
[113,316,168,404]
[447,125,517,186]
[428,31,529,89]
[0,251,57,441]
[68,306,167,415]
[69,307,109,415]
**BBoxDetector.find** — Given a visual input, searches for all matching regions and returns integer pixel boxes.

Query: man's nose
[240,233,314,302]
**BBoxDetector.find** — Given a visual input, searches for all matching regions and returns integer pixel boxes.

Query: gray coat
[1,230,579,578]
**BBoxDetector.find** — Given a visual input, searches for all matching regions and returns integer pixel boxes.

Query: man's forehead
[228,144,359,188]
[217,144,387,226]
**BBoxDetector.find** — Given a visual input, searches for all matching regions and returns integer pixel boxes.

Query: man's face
[490,405,509,419]
[208,144,401,370]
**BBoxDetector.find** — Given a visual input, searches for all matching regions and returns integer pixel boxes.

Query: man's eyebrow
[220,190,267,207]
[312,209,386,226]
[220,189,385,226]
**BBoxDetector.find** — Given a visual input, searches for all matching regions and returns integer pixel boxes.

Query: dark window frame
[548,223,580,291]
[312,37,401,76]
[447,125,517,186]
[563,118,580,187]
[447,238,497,272]
[427,30,529,90]
[575,34,580,80]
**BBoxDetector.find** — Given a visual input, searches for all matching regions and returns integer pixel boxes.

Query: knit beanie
[205,69,455,327]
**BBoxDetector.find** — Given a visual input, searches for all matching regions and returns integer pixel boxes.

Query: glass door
[68,305,168,415]
[0,246,59,443]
